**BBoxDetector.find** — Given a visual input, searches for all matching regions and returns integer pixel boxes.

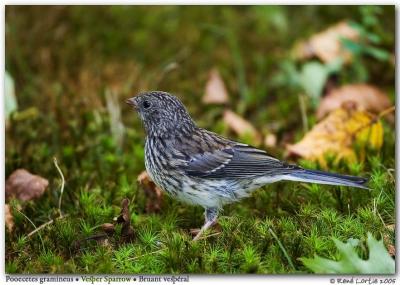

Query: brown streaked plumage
[126,91,368,241]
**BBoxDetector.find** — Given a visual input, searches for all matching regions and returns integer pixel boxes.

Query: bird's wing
[177,130,299,179]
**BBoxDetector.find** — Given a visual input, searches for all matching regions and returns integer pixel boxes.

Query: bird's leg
[192,207,218,241]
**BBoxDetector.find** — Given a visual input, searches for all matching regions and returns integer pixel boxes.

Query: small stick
[197,231,222,241]
[26,214,69,238]
[378,105,395,119]
[53,157,65,218]
[27,219,53,238]
[127,248,165,261]
[350,105,395,137]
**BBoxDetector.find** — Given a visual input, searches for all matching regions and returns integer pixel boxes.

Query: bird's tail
[284,169,369,190]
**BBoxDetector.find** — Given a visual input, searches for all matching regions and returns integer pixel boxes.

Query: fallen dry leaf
[5,204,14,232]
[116,198,135,243]
[223,110,262,145]
[137,170,163,213]
[74,199,136,250]
[202,68,229,104]
[6,169,49,202]
[117,198,130,224]
[386,224,395,232]
[264,133,277,148]
[293,21,360,63]
[383,226,395,257]
[287,104,384,167]
[101,223,115,236]
[317,84,392,120]
[387,244,395,257]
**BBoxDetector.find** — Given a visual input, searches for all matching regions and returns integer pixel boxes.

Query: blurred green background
[5,6,395,274]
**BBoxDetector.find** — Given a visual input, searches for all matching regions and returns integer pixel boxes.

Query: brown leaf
[287,105,384,166]
[117,198,130,224]
[264,133,277,148]
[101,223,115,235]
[116,198,135,243]
[387,244,395,257]
[5,204,14,232]
[223,110,262,145]
[383,226,395,257]
[386,224,395,232]
[6,169,49,202]
[317,84,392,120]
[121,226,135,243]
[137,170,163,213]
[202,68,229,104]
[293,21,360,63]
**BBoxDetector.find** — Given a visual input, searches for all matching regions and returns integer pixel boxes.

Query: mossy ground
[5,6,395,273]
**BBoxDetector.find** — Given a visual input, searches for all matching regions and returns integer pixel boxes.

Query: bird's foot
[190,222,221,240]
[192,207,219,241]
[192,220,216,241]
[189,228,201,236]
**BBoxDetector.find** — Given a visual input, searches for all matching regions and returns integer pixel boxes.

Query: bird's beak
[126,97,138,109]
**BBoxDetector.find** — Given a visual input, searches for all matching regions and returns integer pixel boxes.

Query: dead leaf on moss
[6,169,49,202]
[117,198,130,223]
[223,110,262,145]
[137,171,163,213]
[387,244,395,257]
[116,198,135,243]
[293,21,360,63]
[386,224,395,232]
[264,133,277,148]
[5,204,14,232]
[287,104,384,167]
[317,84,392,120]
[101,223,115,236]
[203,68,229,104]
[383,225,395,257]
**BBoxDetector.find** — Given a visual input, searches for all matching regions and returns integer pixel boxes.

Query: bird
[126,91,368,241]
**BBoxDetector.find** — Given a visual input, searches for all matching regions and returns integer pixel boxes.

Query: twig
[26,214,69,238]
[27,220,53,238]
[53,157,65,218]
[197,231,222,241]
[378,105,396,119]
[268,227,296,271]
[127,248,166,261]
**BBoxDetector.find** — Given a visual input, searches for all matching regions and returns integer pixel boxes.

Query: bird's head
[126,91,196,137]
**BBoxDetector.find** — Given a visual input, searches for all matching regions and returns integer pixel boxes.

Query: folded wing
[183,143,299,179]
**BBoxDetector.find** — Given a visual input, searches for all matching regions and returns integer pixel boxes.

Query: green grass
[5,6,395,273]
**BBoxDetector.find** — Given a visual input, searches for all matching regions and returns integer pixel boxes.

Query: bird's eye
[142,100,151,109]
